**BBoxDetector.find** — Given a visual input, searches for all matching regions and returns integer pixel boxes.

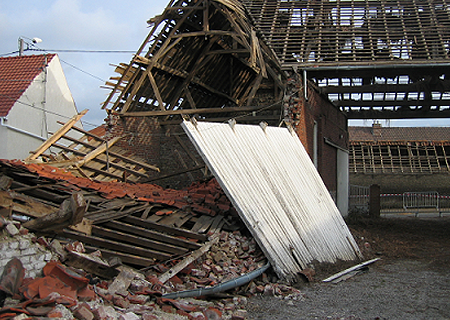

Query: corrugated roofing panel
[182,120,362,281]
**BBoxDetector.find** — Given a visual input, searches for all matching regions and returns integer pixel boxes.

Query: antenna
[18,36,43,56]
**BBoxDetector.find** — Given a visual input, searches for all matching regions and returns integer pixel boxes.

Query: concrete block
[0,242,8,252]
[8,240,19,250]
[119,312,140,320]
[5,250,20,259]
[5,223,19,237]
[32,260,47,271]
[18,256,30,265]
[18,238,30,250]
[20,247,37,256]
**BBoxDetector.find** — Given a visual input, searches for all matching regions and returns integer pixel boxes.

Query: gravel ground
[247,259,450,319]
[245,216,450,320]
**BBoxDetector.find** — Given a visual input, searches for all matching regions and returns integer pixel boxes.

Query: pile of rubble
[0,217,304,320]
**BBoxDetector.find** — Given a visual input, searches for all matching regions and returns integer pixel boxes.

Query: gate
[349,185,370,213]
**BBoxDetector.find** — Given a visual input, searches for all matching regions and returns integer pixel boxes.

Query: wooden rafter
[101,0,285,124]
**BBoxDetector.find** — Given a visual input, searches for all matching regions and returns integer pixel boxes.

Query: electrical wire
[0,93,103,129]
[29,48,136,53]
[0,51,20,57]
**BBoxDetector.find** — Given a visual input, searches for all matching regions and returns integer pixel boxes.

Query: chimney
[372,122,382,137]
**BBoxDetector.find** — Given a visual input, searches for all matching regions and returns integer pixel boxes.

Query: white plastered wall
[0,55,82,160]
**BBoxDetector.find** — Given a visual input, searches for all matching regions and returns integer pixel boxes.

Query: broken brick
[73,305,94,320]
[113,295,130,308]
[203,307,222,320]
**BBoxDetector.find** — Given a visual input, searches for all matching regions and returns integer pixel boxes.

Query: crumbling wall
[0,218,53,279]
[284,73,348,192]
[106,114,206,189]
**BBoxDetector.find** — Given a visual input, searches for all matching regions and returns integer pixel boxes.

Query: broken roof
[0,158,232,267]
[349,125,450,144]
[0,54,56,117]
[182,120,362,281]
[101,0,285,125]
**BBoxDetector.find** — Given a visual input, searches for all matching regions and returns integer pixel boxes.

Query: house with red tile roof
[349,123,450,194]
[0,54,80,159]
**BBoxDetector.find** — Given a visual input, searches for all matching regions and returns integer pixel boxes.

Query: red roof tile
[0,54,56,117]
[349,125,450,143]
[2,159,232,217]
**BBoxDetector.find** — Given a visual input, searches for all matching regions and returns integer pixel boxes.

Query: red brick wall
[284,74,348,191]
[105,114,205,189]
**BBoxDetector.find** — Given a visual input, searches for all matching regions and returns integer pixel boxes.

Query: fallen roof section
[182,120,363,281]
[0,159,231,268]
[101,0,285,124]
[24,110,159,183]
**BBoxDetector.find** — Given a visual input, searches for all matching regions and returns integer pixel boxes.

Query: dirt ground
[246,215,450,320]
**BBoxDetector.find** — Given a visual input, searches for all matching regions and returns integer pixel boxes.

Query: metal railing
[403,192,440,217]
[349,186,449,217]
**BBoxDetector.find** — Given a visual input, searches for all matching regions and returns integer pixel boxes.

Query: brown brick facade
[285,74,348,192]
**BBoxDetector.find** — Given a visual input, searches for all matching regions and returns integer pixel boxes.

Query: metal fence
[403,192,440,216]
[349,186,449,216]
[349,185,369,213]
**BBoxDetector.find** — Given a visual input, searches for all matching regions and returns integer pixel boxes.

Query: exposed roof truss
[243,0,450,119]
[102,0,285,124]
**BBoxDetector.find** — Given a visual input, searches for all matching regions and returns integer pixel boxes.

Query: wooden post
[369,184,381,218]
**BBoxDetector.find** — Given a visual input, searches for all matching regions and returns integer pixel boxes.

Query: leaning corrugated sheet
[182,120,363,281]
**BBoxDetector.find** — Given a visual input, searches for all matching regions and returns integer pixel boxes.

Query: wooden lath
[349,143,450,174]
[101,0,285,125]
[24,110,159,183]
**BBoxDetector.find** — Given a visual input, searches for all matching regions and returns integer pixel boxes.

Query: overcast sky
[0,0,167,129]
[1,0,448,129]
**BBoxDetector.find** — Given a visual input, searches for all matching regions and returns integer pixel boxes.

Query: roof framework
[243,0,450,119]
[102,0,285,125]
[350,142,450,173]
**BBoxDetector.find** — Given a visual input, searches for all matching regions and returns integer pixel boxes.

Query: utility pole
[18,38,24,56]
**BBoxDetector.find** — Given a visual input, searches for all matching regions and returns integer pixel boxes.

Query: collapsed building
[1,0,449,317]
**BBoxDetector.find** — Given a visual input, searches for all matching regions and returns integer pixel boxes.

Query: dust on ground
[246,216,450,320]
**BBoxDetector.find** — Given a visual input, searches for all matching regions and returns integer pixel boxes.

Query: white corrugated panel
[182,120,363,281]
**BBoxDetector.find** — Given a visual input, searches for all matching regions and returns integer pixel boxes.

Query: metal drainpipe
[1,118,47,141]
[162,262,271,299]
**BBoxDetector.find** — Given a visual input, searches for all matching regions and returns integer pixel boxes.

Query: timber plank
[123,216,207,241]
[191,215,214,233]
[91,225,188,255]
[157,211,190,227]
[84,245,155,268]
[0,190,58,218]
[62,229,172,260]
[102,220,201,250]
[207,215,224,234]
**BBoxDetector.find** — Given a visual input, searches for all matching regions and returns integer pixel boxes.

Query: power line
[58,58,105,82]
[0,93,103,129]
[0,51,20,57]
[29,48,136,53]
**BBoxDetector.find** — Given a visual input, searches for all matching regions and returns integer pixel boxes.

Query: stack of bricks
[0,217,53,279]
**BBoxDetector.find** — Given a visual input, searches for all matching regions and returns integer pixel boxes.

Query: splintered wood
[24,110,159,183]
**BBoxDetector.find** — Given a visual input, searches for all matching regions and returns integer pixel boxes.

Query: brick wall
[284,74,348,192]
[106,114,205,189]
[107,73,348,192]
[350,173,450,195]
[0,219,54,279]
